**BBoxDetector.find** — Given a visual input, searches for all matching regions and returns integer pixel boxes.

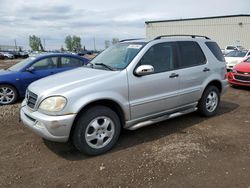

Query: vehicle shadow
[231,85,250,91]
[43,100,239,161]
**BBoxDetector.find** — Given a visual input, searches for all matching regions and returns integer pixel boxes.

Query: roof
[145,14,250,24]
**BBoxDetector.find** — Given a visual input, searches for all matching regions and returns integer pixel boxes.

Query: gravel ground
[0,59,250,187]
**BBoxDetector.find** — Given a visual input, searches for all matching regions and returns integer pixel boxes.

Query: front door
[20,57,59,91]
[128,42,180,120]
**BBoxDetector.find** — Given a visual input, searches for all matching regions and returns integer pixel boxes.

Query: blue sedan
[0,53,89,105]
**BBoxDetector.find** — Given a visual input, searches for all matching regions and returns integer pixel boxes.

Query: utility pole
[14,39,17,51]
[93,37,96,51]
[43,39,46,51]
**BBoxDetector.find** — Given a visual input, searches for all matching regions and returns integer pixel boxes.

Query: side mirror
[26,66,35,72]
[135,65,154,76]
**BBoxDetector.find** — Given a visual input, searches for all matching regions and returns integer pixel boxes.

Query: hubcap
[206,91,218,112]
[85,116,115,149]
[0,87,15,104]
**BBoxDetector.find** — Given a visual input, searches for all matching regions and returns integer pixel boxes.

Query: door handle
[203,67,210,72]
[169,73,179,78]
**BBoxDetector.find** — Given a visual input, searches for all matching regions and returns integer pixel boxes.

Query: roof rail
[119,38,145,42]
[154,35,210,40]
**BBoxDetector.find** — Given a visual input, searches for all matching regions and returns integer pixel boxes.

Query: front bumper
[20,101,76,142]
[227,72,250,87]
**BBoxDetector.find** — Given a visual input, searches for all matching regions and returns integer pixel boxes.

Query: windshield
[91,42,145,70]
[8,57,35,71]
[244,57,250,63]
[225,51,247,57]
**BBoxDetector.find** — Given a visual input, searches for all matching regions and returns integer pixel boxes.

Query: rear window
[177,41,206,68]
[205,42,225,62]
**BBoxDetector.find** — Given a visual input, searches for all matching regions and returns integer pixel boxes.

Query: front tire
[0,84,18,105]
[72,106,121,155]
[198,86,220,117]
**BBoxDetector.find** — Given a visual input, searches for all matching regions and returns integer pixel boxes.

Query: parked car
[0,53,5,59]
[0,53,89,105]
[225,50,250,71]
[227,56,250,86]
[221,45,245,55]
[1,52,14,59]
[20,35,228,155]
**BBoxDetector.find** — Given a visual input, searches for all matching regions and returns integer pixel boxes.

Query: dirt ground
[0,59,250,188]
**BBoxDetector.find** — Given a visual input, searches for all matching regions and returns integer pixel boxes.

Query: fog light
[35,121,44,128]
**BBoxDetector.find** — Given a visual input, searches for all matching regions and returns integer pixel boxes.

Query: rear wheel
[198,86,220,117]
[0,84,18,105]
[72,106,121,155]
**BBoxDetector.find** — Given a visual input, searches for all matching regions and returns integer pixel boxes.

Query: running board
[127,108,197,130]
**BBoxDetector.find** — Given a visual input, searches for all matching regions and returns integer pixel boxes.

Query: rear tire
[0,84,18,105]
[72,106,121,155]
[198,86,220,117]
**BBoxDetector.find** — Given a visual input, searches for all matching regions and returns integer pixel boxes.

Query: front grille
[26,90,38,109]
[234,75,250,82]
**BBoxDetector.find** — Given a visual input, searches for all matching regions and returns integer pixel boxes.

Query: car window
[227,46,235,50]
[32,57,57,70]
[138,42,176,73]
[225,51,247,57]
[60,57,83,68]
[177,41,206,68]
[205,42,225,62]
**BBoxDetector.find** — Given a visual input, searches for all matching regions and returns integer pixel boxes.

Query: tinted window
[32,57,57,70]
[138,42,176,73]
[177,41,206,68]
[60,57,83,68]
[205,42,225,62]
[227,46,235,50]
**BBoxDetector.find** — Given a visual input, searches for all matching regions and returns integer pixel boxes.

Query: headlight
[232,68,237,73]
[39,96,67,112]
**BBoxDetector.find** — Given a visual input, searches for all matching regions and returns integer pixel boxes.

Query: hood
[29,67,118,95]
[225,57,243,65]
[234,62,250,72]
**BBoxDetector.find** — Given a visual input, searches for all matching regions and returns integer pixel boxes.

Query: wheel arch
[69,99,126,140]
[0,82,20,97]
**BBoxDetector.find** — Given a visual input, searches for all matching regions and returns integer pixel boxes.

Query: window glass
[177,41,206,68]
[32,57,57,70]
[138,42,175,73]
[61,57,83,67]
[205,42,225,62]
[225,51,247,57]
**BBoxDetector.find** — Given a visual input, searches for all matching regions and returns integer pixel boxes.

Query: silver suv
[21,35,228,155]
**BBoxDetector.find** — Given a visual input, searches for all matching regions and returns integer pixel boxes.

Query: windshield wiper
[95,63,115,71]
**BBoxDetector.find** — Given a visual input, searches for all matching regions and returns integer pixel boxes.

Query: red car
[228,56,250,86]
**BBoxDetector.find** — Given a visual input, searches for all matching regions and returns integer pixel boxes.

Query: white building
[145,14,250,49]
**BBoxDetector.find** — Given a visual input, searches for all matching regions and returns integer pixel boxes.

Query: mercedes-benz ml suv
[20,35,228,155]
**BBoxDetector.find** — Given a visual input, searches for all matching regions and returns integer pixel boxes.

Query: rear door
[128,42,181,120]
[176,41,208,105]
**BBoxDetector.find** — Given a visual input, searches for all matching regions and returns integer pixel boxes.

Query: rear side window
[60,57,83,68]
[177,41,206,68]
[205,42,225,62]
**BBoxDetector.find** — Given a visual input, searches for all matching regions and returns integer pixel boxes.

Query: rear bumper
[221,80,229,94]
[20,101,76,142]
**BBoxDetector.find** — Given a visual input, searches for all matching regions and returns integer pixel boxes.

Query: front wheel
[72,106,121,155]
[0,84,18,105]
[198,86,220,117]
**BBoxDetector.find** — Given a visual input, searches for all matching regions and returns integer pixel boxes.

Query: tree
[29,35,42,51]
[112,38,119,45]
[65,35,82,51]
[105,40,111,48]
[65,35,73,51]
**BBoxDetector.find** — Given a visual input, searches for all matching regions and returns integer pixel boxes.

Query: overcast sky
[0,0,249,50]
